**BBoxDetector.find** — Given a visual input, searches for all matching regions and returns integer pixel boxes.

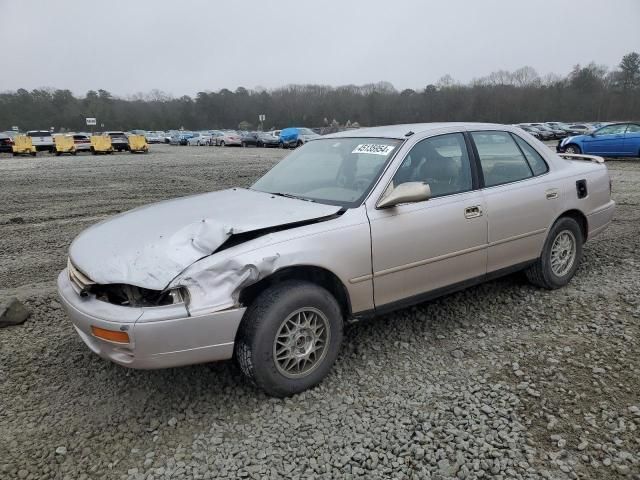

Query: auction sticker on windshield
[352,144,395,155]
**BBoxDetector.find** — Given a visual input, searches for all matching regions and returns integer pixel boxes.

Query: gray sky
[1,0,638,97]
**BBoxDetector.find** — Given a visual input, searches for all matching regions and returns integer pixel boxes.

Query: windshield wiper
[271,192,315,202]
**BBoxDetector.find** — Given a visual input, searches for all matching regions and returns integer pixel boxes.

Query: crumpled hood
[69,188,340,289]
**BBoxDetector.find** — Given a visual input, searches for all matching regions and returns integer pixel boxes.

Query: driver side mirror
[377,182,431,209]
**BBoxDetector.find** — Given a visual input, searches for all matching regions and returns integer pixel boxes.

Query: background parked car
[169,131,194,145]
[565,124,593,135]
[528,123,566,139]
[213,131,242,147]
[103,131,130,151]
[279,127,321,148]
[545,122,583,136]
[557,122,640,156]
[519,124,556,140]
[256,131,280,148]
[27,130,55,152]
[241,132,260,147]
[145,131,165,144]
[0,132,14,152]
[187,132,212,146]
[72,133,91,152]
[515,125,544,140]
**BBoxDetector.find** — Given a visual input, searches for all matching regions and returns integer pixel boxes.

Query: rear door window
[471,131,533,187]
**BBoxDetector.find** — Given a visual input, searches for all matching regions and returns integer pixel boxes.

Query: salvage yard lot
[0,144,639,480]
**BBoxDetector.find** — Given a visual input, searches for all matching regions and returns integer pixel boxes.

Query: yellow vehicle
[90,135,114,155]
[12,135,37,156]
[128,135,149,153]
[54,135,76,156]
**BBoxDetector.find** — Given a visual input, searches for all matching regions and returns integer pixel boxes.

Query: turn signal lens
[91,326,129,344]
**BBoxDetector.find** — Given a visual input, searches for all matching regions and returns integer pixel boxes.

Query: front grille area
[67,258,95,295]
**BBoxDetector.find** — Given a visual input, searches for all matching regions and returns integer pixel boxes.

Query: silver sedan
[58,123,614,396]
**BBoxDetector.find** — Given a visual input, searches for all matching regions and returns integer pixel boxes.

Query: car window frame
[468,130,542,189]
[374,132,481,208]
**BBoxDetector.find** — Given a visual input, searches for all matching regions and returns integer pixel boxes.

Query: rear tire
[564,144,581,154]
[235,280,343,397]
[220,141,225,147]
[526,217,583,289]
[296,140,303,148]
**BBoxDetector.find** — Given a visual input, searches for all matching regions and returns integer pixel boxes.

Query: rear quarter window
[512,135,549,176]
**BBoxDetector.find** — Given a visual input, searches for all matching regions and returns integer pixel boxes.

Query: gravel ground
[0,144,638,480]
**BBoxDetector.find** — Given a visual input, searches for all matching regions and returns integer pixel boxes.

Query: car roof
[324,122,507,139]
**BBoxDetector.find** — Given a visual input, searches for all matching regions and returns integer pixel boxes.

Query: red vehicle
[0,133,15,153]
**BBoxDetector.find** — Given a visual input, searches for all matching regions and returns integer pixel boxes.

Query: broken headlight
[91,284,190,308]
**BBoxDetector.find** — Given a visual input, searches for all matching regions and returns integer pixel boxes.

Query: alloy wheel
[550,230,576,277]
[273,308,330,379]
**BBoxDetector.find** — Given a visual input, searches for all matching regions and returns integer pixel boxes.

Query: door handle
[545,189,559,200]
[464,205,482,219]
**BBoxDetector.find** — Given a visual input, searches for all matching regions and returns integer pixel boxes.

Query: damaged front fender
[169,252,282,315]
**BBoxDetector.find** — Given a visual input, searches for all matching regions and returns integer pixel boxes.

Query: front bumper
[57,270,246,369]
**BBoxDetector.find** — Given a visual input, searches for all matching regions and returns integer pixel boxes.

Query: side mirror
[377,182,431,209]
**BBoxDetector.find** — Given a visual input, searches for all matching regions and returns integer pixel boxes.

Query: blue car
[557,122,640,157]
[279,127,321,148]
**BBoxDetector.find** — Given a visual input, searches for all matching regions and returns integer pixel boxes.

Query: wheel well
[558,209,588,240]
[238,266,351,317]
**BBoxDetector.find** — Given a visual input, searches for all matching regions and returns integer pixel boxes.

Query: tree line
[1,52,639,133]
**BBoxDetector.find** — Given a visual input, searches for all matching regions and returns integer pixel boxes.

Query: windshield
[251,137,402,207]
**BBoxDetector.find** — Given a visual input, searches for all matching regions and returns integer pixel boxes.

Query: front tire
[564,144,581,154]
[526,217,583,289]
[235,281,343,397]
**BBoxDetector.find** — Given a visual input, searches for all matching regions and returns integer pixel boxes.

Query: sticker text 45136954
[352,144,396,156]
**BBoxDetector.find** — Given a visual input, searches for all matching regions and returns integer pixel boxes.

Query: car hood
[562,135,584,145]
[69,188,341,290]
